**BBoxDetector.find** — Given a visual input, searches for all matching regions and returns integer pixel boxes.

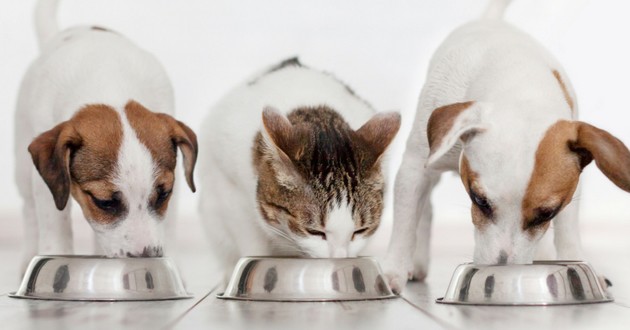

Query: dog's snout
[126,245,164,258]
[497,250,508,265]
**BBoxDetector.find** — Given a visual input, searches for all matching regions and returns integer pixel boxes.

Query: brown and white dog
[15,0,197,269]
[383,0,630,293]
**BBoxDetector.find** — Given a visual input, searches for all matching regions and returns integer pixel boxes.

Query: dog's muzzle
[125,245,164,258]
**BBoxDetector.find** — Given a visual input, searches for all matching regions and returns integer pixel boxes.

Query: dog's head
[426,101,630,264]
[253,107,400,258]
[28,100,198,257]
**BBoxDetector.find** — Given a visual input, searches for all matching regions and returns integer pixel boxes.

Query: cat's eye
[88,191,122,214]
[306,228,327,240]
[470,190,493,217]
[266,202,295,218]
[352,227,369,240]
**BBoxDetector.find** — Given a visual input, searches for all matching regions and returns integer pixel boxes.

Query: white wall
[1,0,629,249]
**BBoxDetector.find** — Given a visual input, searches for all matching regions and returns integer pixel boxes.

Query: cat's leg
[199,166,258,287]
[383,145,439,293]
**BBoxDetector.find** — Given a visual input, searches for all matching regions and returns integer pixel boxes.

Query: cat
[199,58,400,279]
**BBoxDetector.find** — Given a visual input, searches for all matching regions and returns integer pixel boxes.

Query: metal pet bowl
[10,255,192,301]
[437,261,613,306]
[218,257,396,302]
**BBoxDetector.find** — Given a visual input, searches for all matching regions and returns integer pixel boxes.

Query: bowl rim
[11,255,193,301]
[436,260,614,306]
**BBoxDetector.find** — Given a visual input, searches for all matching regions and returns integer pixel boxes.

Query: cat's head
[253,106,400,257]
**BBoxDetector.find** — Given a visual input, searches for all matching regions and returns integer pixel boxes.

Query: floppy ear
[164,117,198,192]
[426,101,485,168]
[28,122,82,210]
[570,122,630,192]
[261,107,304,189]
[355,112,401,167]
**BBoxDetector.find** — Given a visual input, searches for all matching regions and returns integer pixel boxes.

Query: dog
[382,0,630,293]
[15,0,198,270]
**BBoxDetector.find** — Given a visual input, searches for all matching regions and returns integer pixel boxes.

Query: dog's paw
[598,275,613,289]
[380,258,413,294]
[411,253,430,282]
[410,265,428,282]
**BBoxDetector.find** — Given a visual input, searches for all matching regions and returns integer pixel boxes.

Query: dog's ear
[162,116,198,192]
[426,101,485,168]
[28,122,82,210]
[355,112,401,167]
[570,122,630,192]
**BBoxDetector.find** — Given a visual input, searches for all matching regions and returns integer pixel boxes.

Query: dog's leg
[411,175,440,282]
[553,193,583,260]
[31,169,73,255]
[21,201,38,274]
[554,193,611,288]
[383,146,437,293]
[163,182,180,257]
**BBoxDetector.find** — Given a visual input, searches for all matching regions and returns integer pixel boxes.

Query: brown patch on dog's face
[427,101,474,155]
[65,104,127,224]
[124,101,198,192]
[552,70,574,113]
[460,155,493,230]
[522,121,582,236]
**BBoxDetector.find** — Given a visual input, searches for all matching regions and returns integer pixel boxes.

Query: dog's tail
[481,0,512,20]
[35,0,61,50]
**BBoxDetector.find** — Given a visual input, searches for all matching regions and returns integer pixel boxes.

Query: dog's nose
[126,246,164,258]
[497,250,508,265]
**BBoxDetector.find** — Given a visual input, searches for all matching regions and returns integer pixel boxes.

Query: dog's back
[19,1,174,132]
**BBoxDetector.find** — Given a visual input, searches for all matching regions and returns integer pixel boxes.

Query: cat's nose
[330,248,348,258]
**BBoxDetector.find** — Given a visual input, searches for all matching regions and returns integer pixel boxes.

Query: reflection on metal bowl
[437,261,613,306]
[10,255,191,301]
[218,257,396,302]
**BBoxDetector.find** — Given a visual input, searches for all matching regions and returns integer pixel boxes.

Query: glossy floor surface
[0,219,628,330]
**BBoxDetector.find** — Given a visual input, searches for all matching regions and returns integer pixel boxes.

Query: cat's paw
[381,258,413,294]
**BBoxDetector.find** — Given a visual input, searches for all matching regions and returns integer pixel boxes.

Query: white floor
[0,216,629,330]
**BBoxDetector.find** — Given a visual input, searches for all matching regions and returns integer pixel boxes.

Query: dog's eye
[89,192,121,214]
[528,206,561,228]
[470,191,493,217]
[306,228,327,240]
[155,186,172,208]
[352,227,369,240]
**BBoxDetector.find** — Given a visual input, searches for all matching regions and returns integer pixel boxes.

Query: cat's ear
[261,107,304,188]
[356,112,401,166]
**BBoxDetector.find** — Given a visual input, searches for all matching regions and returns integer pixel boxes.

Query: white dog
[383,0,630,293]
[15,0,197,269]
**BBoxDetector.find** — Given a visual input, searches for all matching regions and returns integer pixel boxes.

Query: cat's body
[199,59,400,277]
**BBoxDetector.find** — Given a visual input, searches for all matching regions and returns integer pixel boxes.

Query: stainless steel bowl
[10,255,192,301]
[218,257,396,301]
[437,261,613,306]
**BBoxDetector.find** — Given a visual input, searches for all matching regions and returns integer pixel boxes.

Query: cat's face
[254,106,400,258]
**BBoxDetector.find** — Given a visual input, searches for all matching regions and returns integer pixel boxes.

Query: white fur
[199,63,375,278]
[15,0,175,268]
[90,112,165,257]
[383,0,581,292]
[296,202,367,258]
